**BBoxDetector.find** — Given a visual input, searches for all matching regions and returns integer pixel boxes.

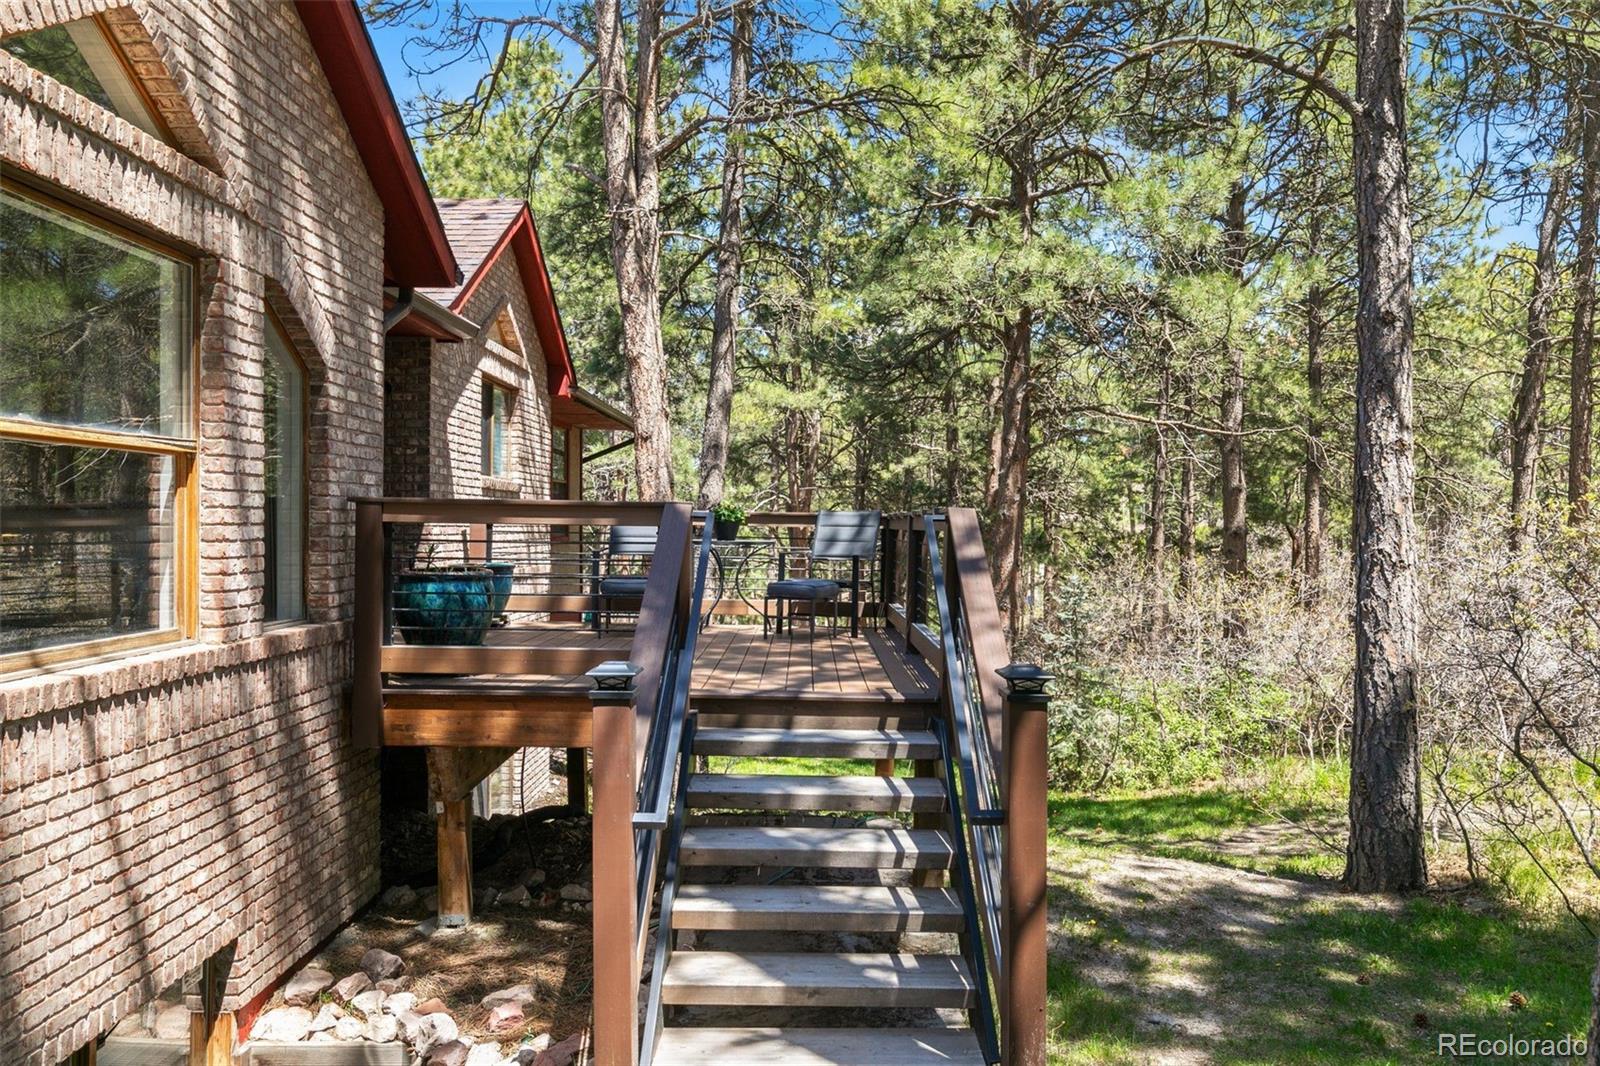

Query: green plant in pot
[711,502,746,540]
[394,544,495,645]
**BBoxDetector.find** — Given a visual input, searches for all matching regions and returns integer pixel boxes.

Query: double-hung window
[0,185,196,668]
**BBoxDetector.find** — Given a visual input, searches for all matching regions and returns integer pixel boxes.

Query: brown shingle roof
[418,198,528,306]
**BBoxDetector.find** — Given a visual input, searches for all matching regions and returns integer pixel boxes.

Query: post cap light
[588,660,642,691]
[997,662,1052,696]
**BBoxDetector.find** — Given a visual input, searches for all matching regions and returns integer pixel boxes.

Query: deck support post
[437,798,474,927]
[589,661,642,1066]
[999,663,1052,1066]
[185,948,234,1066]
[567,747,589,810]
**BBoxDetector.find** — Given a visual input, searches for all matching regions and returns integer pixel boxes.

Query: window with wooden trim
[481,378,514,478]
[550,428,569,499]
[264,314,307,622]
[1,17,175,146]
[0,184,196,669]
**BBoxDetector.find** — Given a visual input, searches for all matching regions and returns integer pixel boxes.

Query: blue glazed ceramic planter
[484,560,516,616]
[394,567,494,645]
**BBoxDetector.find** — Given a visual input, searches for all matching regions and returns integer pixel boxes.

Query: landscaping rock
[334,971,373,1001]
[399,1010,459,1056]
[284,966,336,1007]
[350,989,385,1016]
[476,886,500,910]
[414,997,450,1016]
[481,984,537,1010]
[384,992,418,1016]
[427,1040,471,1066]
[334,1016,366,1041]
[307,1003,344,1033]
[365,1013,399,1043]
[466,1042,503,1066]
[253,1007,314,1043]
[498,884,530,905]
[487,1002,524,1033]
[533,1032,584,1066]
[360,947,406,980]
[377,976,412,993]
[383,884,420,908]
[521,868,547,888]
[557,882,591,902]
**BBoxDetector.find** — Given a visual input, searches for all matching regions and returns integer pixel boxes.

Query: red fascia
[294,1,458,289]
[451,205,577,398]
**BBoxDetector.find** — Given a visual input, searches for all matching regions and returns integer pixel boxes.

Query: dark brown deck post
[353,500,384,748]
[567,747,589,810]
[589,661,642,1066]
[999,663,1052,1066]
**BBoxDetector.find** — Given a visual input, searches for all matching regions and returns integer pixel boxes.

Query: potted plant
[393,544,496,645]
[711,502,746,541]
[484,560,516,625]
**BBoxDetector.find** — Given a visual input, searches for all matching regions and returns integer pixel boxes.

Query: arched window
[264,314,306,621]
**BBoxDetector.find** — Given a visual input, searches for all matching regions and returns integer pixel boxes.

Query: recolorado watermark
[1437,1032,1587,1058]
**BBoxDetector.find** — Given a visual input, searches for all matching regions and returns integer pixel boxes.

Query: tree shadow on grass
[1047,817,1592,1065]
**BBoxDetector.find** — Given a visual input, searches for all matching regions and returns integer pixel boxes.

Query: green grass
[703,754,885,777]
[1046,768,1596,1065]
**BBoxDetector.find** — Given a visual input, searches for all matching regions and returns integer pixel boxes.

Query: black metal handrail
[923,513,1006,1060]
[639,715,697,1066]
[629,513,714,971]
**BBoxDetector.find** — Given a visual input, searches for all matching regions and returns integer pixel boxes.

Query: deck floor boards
[384,623,936,703]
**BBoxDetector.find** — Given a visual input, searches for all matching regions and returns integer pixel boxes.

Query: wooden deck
[377,624,936,746]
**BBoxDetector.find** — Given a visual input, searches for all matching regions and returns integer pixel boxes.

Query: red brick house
[0,4,621,1063]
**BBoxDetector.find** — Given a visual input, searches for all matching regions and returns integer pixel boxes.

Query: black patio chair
[594,524,657,634]
[764,509,880,639]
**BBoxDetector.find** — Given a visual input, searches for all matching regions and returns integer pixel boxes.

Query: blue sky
[364,5,1534,249]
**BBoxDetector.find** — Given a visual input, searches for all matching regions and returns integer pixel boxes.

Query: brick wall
[0,2,388,1063]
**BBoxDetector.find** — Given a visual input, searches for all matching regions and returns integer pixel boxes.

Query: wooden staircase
[647,706,993,1066]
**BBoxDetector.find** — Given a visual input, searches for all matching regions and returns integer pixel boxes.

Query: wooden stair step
[652,1026,986,1065]
[672,884,965,932]
[660,951,976,1008]
[678,826,954,869]
[693,726,939,759]
[687,773,946,812]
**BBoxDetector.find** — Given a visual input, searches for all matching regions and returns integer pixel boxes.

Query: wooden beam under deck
[382,699,593,747]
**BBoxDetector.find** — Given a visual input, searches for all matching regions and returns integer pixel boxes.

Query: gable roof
[421,198,577,398]
[293,1,457,288]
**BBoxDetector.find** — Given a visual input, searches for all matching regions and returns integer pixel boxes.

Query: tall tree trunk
[1179,378,1198,596]
[1303,283,1327,604]
[943,367,961,504]
[1219,184,1250,576]
[1148,363,1171,627]
[1570,65,1599,524]
[594,0,672,498]
[1219,181,1250,639]
[695,0,751,507]
[1588,935,1599,1066]
[1509,162,1572,549]
[1345,0,1426,893]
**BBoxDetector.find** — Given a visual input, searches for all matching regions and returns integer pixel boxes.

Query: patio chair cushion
[767,578,842,600]
[600,576,649,597]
